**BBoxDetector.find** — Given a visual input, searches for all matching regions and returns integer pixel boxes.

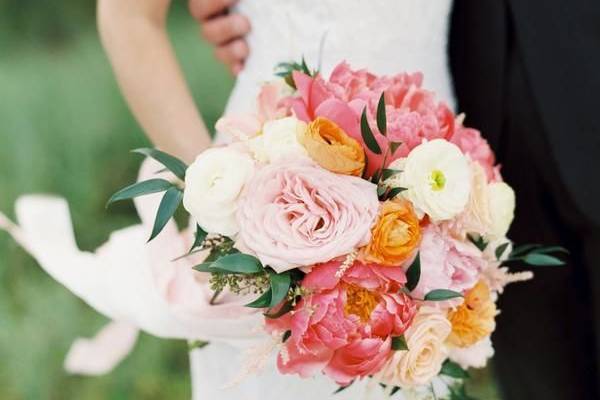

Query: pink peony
[413,225,485,302]
[268,259,417,384]
[291,62,456,176]
[449,124,497,182]
[235,159,379,272]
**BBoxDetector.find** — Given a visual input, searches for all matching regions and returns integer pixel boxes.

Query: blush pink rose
[413,225,485,302]
[267,260,417,384]
[291,62,456,176]
[235,159,379,272]
[450,125,497,182]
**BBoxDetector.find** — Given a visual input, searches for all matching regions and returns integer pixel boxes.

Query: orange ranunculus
[297,117,365,176]
[360,199,421,266]
[447,281,497,348]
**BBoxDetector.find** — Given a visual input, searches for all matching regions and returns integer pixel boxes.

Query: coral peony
[298,117,365,176]
[360,199,421,266]
[236,159,379,272]
[447,281,497,348]
[270,259,416,384]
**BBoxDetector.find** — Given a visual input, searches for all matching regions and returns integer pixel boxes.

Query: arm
[97,0,210,163]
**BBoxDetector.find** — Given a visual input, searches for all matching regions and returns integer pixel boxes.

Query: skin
[97,0,250,162]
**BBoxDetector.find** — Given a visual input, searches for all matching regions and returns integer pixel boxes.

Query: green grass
[0,15,232,400]
[0,12,500,400]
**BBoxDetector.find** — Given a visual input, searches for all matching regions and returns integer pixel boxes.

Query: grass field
[0,11,499,400]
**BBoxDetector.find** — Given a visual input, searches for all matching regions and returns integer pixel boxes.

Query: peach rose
[297,117,365,176]
[447,281,497,347]
[360,199,421,266]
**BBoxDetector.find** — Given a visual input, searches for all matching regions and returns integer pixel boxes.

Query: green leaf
[440,360,470,379]
[405,253,421,292]
[361,108,382,154]
[190,224,208,252]
[333,382,354,394]
[210,253,264,274]
[301,56,311,75]
[246,288,272,308]
[510,243,542,257]
[389,141,402,156]
[268,272,292,308]
[522,253,565,266]
[377,186,387,198]
[192,262,214,273]
[132,148,188,181]
[495,242,511,260]
[467,233,488,252]
[264,300,294,319]
[381,169,402,181]
[532,245,569,255]
[391,335,409,351]
[282,330,292,343]
[376,92,387,136]
[107,178,173,206]
[371,168,382,184]
[148,187,183,241]
[424,289,463,301]
[390,386,401,396]
[386,187,407,200]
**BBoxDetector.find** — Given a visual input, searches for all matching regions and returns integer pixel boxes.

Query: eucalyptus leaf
[282,330,292,343]
[510,243,542,257]
[386,187,407,200]
[391,335,409,351]
[107,178,173,207]
[148,187,183,241]
[333,382,354,394]
[190,224,208,252]
[523,253,565,266]
[376,92,387,136]
[381,168,402,181]
[405,253,421,292]
[440,360,470,379]
[192,262,214,273]
[264,300,294,319]
[424,289,463,301]
[269,272,292,308]
[389,141,402,156]
[531,245,569,255]
[390,386,401,396]
[495,242,511,260]
[467,233,488,252]
[246,288,272,308]
[132,148,188,181]
[377,186,387,198]
[210,253,264,274]
[361,108,382,154]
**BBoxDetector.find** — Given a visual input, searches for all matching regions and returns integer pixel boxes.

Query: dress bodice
[225,0,456,116]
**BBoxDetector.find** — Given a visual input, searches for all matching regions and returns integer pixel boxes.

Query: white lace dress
[0,1,456,399]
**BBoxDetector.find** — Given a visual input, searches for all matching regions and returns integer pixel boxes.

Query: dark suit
[450,1,600,399]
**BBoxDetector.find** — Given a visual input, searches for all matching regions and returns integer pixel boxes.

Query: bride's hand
[189,0,251,75]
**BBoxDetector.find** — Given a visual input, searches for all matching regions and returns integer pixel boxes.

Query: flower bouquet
[108,60,565,398]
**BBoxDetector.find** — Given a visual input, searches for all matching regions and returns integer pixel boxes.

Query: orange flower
[297,117,365,176]
[360,199,421,266]
[447,281,497,348]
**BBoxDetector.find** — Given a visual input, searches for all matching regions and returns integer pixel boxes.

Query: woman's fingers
[214,39,249,75]
[189,0,236,21]
[201,13,251,45]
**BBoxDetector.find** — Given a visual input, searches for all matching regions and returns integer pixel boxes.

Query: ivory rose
[448,336,495,369]
[447,281,497,348]
[183,147,255,236]
[297,117,365,176]
[247,117,308,163]
[377,307,451,388]
[400,139,472,222]
[413,225,485,301]
[487,181,515,239]
[235,159,379,272]
[268,260,417,384]
[360,199,421,266]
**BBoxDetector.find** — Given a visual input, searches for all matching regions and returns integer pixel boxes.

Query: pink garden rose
[449,124,498,182]
[236,159,379,272]
[413,225,485,302]
[268,260,417,384]
[291,62,455,176]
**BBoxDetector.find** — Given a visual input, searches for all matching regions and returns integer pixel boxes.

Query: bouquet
[109,60,565,398]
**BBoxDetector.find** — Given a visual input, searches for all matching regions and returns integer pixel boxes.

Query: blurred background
[0,1,498,399]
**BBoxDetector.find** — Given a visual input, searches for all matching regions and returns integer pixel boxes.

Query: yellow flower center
[344,284,380,323]
[429,169,446,191]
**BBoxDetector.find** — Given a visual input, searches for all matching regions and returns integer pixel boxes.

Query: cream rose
[400,139,471,221]
[377,307,451,388]
[183,147,255,236]
[487,181,515,238]
[247,117,307,163]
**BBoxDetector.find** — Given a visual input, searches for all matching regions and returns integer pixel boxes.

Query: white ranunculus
[449,336,495,369]
[247,117,307,163]
[377,307,451,388]
[487,181,515,238]
[183,147,255,236]
[401,139,472,221]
